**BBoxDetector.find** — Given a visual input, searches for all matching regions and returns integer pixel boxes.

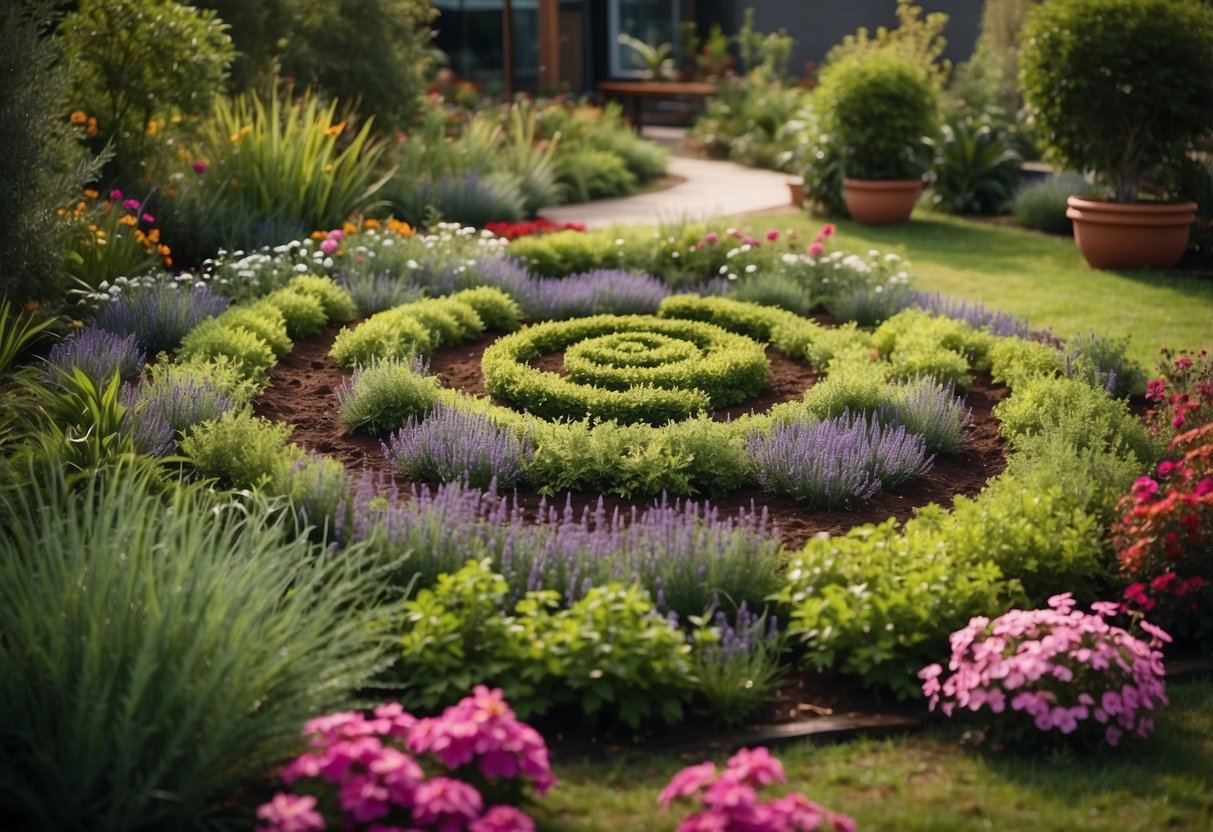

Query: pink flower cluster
[919,594,1170,747]
[320,228,345,254]
[256,687,550,832]
[806,223,835,259]
[659,747,856,832]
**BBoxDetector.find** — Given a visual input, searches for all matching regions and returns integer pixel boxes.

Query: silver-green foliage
[339,359,442,435]
[0,460,393,831]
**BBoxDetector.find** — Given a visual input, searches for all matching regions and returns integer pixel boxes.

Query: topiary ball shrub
[814,48,940,181]
[1019,0,1213,203]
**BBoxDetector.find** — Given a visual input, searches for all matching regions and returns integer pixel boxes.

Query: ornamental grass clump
[92,278,229,354]
[258,686,552,832]
[659,747,856,832]
[920,593,1170,747]
[748,412,934,507]
[692,604,786,727]
[383,403,533,490]
[879,377,972,454]
[45,326,145,387]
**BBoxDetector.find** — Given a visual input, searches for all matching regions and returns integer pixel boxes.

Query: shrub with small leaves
[261,288,328,339]
[181,411,304,489]
[340,359,441,436]
[286,274,357,323]
[177,319,277,385]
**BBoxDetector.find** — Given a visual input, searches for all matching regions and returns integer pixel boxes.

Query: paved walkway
[541,128,796,229]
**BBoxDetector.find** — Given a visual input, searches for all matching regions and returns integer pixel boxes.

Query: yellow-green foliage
[871,308,996,389]
[448,286,522,331]
[988,337,1065,389]
[262,288,328,339]
[330,295,489,369]
[482,315,768,424]
[177,319,277,385]
[181,411,305,489]
[286,275,357,323]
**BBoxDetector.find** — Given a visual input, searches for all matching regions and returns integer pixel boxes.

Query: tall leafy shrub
[0,0,102,306]
[59,0,235,185]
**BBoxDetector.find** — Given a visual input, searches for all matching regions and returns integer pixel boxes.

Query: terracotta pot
[842,178,923,225]
[788,180,806,208]
[1065,196,1197,270]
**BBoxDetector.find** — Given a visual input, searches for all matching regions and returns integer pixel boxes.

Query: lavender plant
[692,603,786,726]
[905,290,1031,338]
[122,374,239,456]
[382,404,533,490]
[525,269,670,320]
[337,271,425,316]
[879,377,972,454]
[45,327,145,387]
[92,278,229,354]
[345,475,784,619]
[748,412,934,507]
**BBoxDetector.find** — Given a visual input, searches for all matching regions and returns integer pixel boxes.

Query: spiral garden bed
[254,324,1008,549]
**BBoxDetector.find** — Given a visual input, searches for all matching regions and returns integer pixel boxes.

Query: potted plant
[813,49,939,225]
[1019,0,1213,270]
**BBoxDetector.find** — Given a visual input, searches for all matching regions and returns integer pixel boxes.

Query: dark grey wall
[699,0,983,77]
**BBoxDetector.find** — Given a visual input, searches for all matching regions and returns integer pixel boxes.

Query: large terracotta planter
[788,179,806,208]
[842,178,923,225]
[1065,196,1197,270]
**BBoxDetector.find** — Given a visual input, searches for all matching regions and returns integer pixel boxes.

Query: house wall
[692,0,982,78]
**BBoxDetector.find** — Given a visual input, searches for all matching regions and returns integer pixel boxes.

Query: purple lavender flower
[345,473,782,619]
[877,377,972,454]
[337,272,425,316]
[748,412,934,507]
[906,290,1030,338]
[46,327,145,387]
[121,375,238,455]
[383,404,533,490]
[527,269,670,320]
[93,282,229,354]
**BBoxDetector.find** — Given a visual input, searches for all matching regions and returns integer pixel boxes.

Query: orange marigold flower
[24,299,39,312]
[119,214,137,226]
[86,117,98,138]
[157,243,171,256]
[311,230,327,240]
[342,221,358,236]
[362,218,381,230]
[83,188,99,199]
[69,110,87,125]
[148,228,161,243]
[387,218,414,236]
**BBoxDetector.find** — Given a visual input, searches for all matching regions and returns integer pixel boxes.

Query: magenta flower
[411,777,483,828]
[723,747,785,788]
[256,793,327,832]
[704,232,719,243]
[469,805,536,832]
[123,198,141,211]
[320,238,339,254]
[765,229,779,242]
[658,762,717,807]
[808,241,825,257]
[109,188,123,201]
[141,212,155,224]
[192,159,209,174]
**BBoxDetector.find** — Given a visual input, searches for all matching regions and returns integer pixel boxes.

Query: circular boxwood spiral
[481,315,769,424]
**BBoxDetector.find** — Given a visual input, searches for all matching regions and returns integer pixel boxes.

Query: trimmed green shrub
[814,48,940,181]
[988,337,1065,389]
[216,303,292,357]
[1002,430,1142,526]
[872,308,997,389]
[523,415,750,498]
[0,460,392,830]
[448,286,522,332]
[330,295,486,369]
[508,231,625,278]
[339,359,441,436]
[921,479,1108,605]
[994,375,1158,465]
[286,274,357,323]
[656,294,844,364]
[482,315,768,424]
[176,319,277,385]
[776,519,1017,698]
[181,411,305,489]
[150,355,262,409]
[1020,0,1213,203]
[262,287,328,339]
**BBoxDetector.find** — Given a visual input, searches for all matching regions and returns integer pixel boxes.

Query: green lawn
[536,679,1213,831]
[755,211,1213,370]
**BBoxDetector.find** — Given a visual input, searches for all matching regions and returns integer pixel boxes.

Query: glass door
[608,0,680,78]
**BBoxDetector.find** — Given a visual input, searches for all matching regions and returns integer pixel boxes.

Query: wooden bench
[596,81,718,130]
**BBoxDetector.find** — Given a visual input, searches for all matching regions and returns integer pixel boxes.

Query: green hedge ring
[481,315,769,424]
